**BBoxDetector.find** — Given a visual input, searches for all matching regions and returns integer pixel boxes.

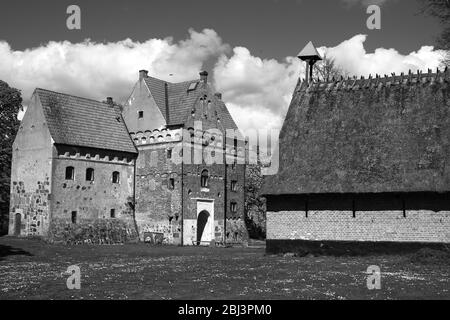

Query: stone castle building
[9,70,248,245]
[123,70,247,245]
[262,42,450,254]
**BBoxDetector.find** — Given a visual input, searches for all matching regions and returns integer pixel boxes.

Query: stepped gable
[144,74,239,130]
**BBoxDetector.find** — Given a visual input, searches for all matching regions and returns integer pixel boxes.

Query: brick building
[262,47,450,254]
[9,70,248,246]
[9,89,138,242]
[122,70,247,245]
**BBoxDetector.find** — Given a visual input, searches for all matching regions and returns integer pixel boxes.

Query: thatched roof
[262,69,450,195]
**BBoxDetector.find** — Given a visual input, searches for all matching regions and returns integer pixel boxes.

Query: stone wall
[9,178,51,236]
[48,218,138,244]
[51,147,135,225]
[9,93,53,236]
[135,141,182,244]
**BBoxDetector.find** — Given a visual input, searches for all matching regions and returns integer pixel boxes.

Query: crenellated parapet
[299,67,450,93]
[130,127,246,160]
[58,152,134,165]
[130,128,183,146]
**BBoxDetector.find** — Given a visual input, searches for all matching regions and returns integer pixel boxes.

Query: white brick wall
[267,210,450,243]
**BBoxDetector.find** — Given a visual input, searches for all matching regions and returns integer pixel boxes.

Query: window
[201,170,209,188]
[231,180,237,192]
[167,149,172,159]
[188,82,198,91]
[169,178,175,190]
[110,209,116,219]
[230,201,237,213]
[86,168,95,181]
[65,167,74,180]
[112,171,120,184]
[71,211,77,224]
[138,111,144,119]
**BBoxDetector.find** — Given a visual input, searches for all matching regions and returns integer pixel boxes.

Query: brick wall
[266,193,450,244]
[267,210,450,243]
[135,142,182,244]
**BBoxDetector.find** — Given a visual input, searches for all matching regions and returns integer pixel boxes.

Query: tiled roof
[144,76,238,130]
[262,69,450,195]
[36,88,137,154]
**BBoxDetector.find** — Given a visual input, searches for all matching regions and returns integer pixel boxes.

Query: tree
[313,55,349,81]
[0,80,22,235]
[420,0,450,67]
[245,163,266,239]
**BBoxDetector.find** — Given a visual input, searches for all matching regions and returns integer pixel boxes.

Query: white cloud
[213,47,301,132]
[0,28,228,106]
[318,34,445,77]
[213,34,445,134]
[1,30,446,134]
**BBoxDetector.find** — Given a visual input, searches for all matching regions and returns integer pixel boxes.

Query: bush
[47,219,139,245]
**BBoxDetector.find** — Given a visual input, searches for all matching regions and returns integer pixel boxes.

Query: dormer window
[138,111,144,119]
[188,82,198,91]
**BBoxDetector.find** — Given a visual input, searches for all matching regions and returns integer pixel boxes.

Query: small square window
[138,111,144,119]
[65,167,75,180]
[169,178,175,190]
[112,171,120,184]
[231,180,237,192]
[71,211,77,224]
[110,209,116,219]
[86,168,95,181]
[230,201,237,213]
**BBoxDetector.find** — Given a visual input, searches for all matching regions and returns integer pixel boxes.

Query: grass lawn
[0,236,448,300]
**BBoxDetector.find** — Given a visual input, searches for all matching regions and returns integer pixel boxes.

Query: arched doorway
[14,213,21,236]
[196,210,210,245]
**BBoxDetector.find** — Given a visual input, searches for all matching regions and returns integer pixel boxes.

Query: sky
[0,0,447,132]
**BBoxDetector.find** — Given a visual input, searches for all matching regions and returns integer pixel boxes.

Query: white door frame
[196,199,214,244]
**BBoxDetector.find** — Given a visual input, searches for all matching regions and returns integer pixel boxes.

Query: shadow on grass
[0,244,33,261]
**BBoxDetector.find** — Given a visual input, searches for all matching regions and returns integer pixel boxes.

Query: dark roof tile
[36,88,137,154]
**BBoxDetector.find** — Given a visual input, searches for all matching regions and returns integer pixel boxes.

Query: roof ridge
[145,75,200,86]
[300,67,449,91]
[35,88,109,106]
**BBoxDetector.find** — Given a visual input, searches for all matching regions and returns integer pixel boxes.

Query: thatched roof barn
[263,69,450,195]
[262,66,450,255]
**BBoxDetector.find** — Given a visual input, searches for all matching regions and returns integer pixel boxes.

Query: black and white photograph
[0,0,449,309]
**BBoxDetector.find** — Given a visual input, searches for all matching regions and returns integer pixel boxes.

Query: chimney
[139,69,149,80]
[214,92,222,100]
[200,71,208,83]
[106,97,114,106]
